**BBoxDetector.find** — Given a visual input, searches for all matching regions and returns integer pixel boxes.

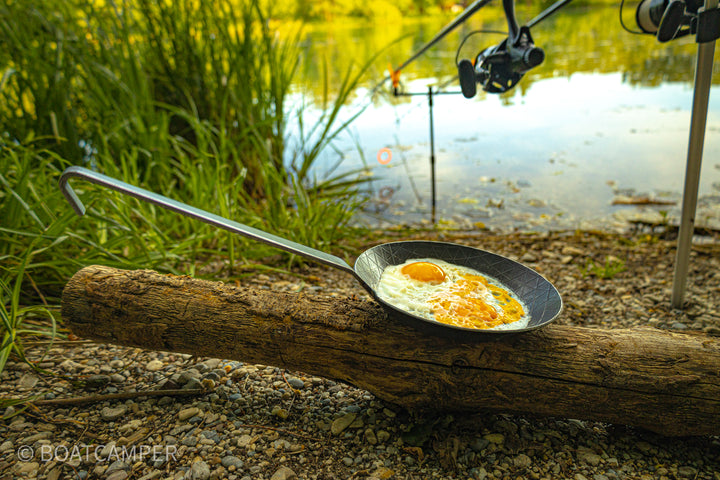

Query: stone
[23,431,53,443]
[18,373,39,389]
[86,374,112,388]
[179,370,201,384]
[678,466,698,478]
[100,405,127,422]
[146,360,164,372]
[198,358,222,372]
[484,433,504,444]
[331,413,357,435]
[187,461,211,480]
[137,471,164,480]
[470,437,489,452]
[106,471,129,480]
[270,466,297,480]
[178,407,200,421]
[183,378,203,390]
[17,461,39,475]
[271,406,289,419]
[364,428,378,445]
[236,434,254,448]
[105,460,129,475]
[58,359,82,372]
[221,455,244,469]
[286,377,304,389]
[521,252,538,262]
[470,467,488,480]
[577,448,602,466]
[561,246,585,256]
[371,467,395,479]
[514,453,532,468]
[46,467,62,480]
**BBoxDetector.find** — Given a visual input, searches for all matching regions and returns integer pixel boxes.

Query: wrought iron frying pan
[59,166,562,337]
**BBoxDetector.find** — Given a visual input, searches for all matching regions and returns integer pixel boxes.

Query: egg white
[376,258,530,330]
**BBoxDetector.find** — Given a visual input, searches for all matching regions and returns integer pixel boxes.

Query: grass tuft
[0,0,373,378]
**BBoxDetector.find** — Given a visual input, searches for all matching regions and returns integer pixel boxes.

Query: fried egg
[376,258,529,330]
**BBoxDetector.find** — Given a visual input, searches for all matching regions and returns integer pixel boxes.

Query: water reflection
[293,5,720,232]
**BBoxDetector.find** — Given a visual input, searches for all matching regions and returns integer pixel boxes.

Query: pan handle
[58,166,358,276]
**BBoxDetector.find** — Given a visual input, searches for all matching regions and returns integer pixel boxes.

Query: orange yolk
[401,262,446,284]
[429,274,525,329]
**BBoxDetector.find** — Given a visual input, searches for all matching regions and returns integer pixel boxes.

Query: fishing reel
[458,26,544,97]
[634,0,719,42]
[457,0,546,98]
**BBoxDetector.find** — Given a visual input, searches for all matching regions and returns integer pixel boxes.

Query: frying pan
[59,166,562,336]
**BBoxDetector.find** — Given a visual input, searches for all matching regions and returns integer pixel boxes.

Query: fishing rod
[375,0,573,226]
[389,0,494,80]
[384,0,573,96]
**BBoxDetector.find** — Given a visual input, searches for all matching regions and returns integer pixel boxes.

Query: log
[61,265,720,437]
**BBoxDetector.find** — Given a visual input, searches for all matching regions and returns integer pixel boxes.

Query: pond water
[292,4,720,232]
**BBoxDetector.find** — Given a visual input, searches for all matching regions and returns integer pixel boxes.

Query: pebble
[521,252,538,262]
[286,377,304,389]
[17,461,39,475]
[364,427,378,444]
[58,359,82,372]
[106,471,129,480]
[183,378,203,390]
[3,232,720,480]
[100,405,127,422]
[271,406,289,419]
[514,453,532,468]
[270,466,297,480]
[484,433,505,444]
[678,466,698,477]
[331,413,357,435]
[185,461,210,480]
[145,359,164,371]
[372,467,395,479]
[470,437,490,452]
[24,431,52,443]
[178,407,200,421]
[221,455,244,469]
[18,373,39,389]
[86,374,112,388]
[578,448,602,466]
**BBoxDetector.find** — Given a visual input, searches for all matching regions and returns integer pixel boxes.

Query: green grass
[0,0,374,378]
[580,256,627,280]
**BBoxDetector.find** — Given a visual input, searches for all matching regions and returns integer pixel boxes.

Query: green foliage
[0,0,374,378]
[580,256,627,280]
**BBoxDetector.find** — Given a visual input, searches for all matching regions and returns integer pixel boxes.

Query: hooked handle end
[58,166,88,216]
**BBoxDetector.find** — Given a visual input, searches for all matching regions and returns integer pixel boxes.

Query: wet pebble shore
[1,230,719,480]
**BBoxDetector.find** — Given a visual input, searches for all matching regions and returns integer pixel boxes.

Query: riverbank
[1,229,719,480]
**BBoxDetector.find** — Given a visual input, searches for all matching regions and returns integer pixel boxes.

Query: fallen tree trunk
[61,265,720,436]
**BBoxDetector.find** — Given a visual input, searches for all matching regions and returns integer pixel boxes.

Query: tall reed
[0,0,373,378]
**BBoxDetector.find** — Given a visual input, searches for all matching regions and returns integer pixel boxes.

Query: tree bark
[61,265,720,436]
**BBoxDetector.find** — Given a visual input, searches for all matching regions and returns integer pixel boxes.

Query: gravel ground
[1,230,719,480]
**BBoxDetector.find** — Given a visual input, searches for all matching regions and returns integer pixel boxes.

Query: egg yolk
[429,274,525,329]
[401,262,446,284]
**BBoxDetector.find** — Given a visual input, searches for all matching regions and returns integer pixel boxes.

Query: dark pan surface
[354,241,562,335]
